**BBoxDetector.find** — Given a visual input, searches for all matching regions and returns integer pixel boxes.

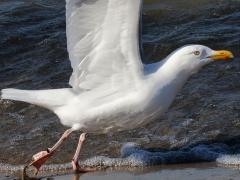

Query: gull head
[167,45,234,75]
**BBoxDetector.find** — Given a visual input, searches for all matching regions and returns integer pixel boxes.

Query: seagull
[1,0,234,176]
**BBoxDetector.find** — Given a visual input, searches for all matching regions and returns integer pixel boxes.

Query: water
[0,0,240,174]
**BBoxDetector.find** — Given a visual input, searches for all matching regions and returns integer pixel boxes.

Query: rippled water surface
[0,0,240,171]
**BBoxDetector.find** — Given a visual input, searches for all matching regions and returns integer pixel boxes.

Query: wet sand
[45,165,240,180]
[56,166,240,180]
[1,163,240,180]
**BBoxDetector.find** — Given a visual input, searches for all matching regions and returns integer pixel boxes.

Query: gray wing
[66,0,143,91]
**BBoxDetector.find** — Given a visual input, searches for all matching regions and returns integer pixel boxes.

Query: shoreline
[1,162,240,180]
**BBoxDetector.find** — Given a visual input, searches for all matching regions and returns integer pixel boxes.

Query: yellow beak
[208,50,234,60]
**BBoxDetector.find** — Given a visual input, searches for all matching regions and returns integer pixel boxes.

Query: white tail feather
[1,88,74,110]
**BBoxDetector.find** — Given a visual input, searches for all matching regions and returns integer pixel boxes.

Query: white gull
[1,0,234,175]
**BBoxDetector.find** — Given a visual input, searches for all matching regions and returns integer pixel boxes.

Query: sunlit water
[0,0,240,175]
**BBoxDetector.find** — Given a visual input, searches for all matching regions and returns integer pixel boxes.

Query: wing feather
[66,0,143,91]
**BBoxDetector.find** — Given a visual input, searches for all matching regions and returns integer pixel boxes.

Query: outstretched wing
[66,0,143,91]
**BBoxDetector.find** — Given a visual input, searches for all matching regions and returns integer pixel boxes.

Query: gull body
[2,45,232,133]
[1,45,232,133]
[0,0,233,174]
[53,45,217,133]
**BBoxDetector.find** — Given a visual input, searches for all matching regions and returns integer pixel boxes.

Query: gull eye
[193,51,200,56]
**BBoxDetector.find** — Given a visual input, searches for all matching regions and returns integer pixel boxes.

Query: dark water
[0,0,240,174]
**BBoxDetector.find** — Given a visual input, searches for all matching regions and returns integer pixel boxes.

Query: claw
[30,150,51,174]
[22,165,29,180]
[22,150,52,178]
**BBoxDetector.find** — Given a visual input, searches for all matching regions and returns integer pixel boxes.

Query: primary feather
[66,0,143,91]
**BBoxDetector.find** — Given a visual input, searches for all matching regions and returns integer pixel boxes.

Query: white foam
[217,154,240,167]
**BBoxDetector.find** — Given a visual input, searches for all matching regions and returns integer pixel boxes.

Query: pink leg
[72,133,96,173]
[24,128,73,175]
